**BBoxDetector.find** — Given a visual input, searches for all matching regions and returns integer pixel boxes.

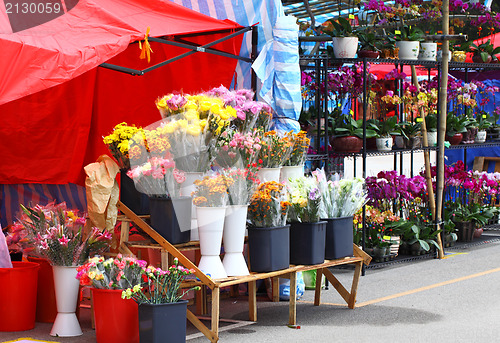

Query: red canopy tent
[0,0,245,186]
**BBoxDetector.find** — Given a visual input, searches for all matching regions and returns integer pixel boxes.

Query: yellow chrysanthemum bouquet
[283,130,311,167]
[103,122,146,169]
[192,173,233,207]
[256,130,294,168]
[247,181,290,228]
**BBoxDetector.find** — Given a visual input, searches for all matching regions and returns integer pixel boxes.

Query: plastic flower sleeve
[283,130,311,167]
[247,181,289,228]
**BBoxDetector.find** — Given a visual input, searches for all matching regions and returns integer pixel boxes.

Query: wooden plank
[160,250,169,270]
[348,261,363,309]
[314,268,323,306]
[248,281,257,322]
[211,287,220,342]
[117,201,215,289]
[272,277,280,302]
[353,244,372,266]
[288,272,297,326]
[323,268,351,305]
[186,309,217,343]
[472,156,486,171]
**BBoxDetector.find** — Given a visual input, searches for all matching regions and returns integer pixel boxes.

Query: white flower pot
[222,205,249,276]
[180,172,204,220]
[376,137,393,151]
[475,130,487,143]
[418,42,437,61]
[280,165,304,183]
[396,41,420,60]
[257,167,281,183]
[50,266,83,337]
[332,37,359,58]
[427,131,437,146]
[196,206,227,279]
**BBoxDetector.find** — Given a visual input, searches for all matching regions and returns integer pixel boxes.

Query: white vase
[376,137,392,151]
[427,131,437,146]
[332,37,359,58]
[180,171,204,223]
[279,165,304,183]
[50,266,83,337]
[257,167,281,183]
[418,42,437,61]
[196,206,227,279]
[475,130,487,143]
[396,41,420,60]
[222,205,249,276]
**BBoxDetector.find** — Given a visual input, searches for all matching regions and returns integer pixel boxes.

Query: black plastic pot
[149,196,191,244]
[323,216,354,260]
[289,221,326,265]
[247,225,290,272]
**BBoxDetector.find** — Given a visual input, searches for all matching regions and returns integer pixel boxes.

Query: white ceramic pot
[196,206,227,279]
[280,165,304,183]
[418,42,437,61]
[475,130,487,143]
[396,41,420,60]
[332,37,359,58]
[437,50,451,62]
[222,205,249,276]
[376,137,393,151]
[50,266,83,337]
[257,167,281,183]
[427,131,437,146]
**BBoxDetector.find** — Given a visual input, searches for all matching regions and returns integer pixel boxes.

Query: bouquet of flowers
[103,122,145,169]
[313,169,367,218]
[192,173,233,207]
[283,131,310,167]
[17,202,111,266]
[126,154,185,198]
[247,181,290,228]
[353,205,400,248]
[121,257,200,304]
[221,168,259,206]
[287,176,322,223]
[213,128,261,170]
[256,130,294,169]
[76,254,146,289]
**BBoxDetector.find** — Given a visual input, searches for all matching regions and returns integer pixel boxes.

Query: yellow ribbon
[139,27,153,63]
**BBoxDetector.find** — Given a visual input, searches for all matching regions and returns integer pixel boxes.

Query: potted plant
[379,35,398,59]
[247,181,291,272]
[322,17,359,58]
[468,39,500,63]
[17,202,112,337]
[395,121,422,149]
[121,257,200,343]
[357,29,383,58]
[462,113,479,144]
[393,25,425,60]
[475,112,491,143]
[77,255,145,343]
[314,169,368,259]
[425,113,438,146]
[330,114,377,153]
[371,116,399,151]
[446,113,468,145]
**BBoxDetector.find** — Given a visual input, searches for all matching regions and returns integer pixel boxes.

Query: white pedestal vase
[180,172,204,241]
[222,205,249,276]
[257,167,281,183]
[196,206,227,279]
[50,266,83,337]
[418,42,437,61]
[396,41,420,60]
[475,130,487,143]
[280,165,304,183]
[331,37,359,58]
[376,137,392,151]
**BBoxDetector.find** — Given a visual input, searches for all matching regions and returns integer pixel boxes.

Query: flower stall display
[77,255,145,343]
[103,122,145,170]
[314,169,367,259]
[247,181,291,272]
[256,130,294,182]
[221,168,259,276]
[213,128,262,170]
[120,257,200,343]
[192,173,233,279]
[287,176,326,265]
[17,202,111,337]
[280,130,310,182]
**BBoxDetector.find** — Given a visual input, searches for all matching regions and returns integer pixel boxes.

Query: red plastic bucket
[0,261,40,331]
[28,257,57,323]
[92,288,139,343]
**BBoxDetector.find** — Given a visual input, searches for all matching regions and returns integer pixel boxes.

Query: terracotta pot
[358,50,379,58]
[331,136,363,153]
[446,133,463,145]
[474,227,483,238]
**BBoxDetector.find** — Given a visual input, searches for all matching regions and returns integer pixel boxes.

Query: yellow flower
[121,289,132,299]
[156,97,167,109]
[132,284,142,293]
[200,101,212,112]
[199,119,207,129]
[95,273,104,281]
[226,106,237,118]
[88,271,96,279]
[210,103,221,115]
[219,109,229,121]
[177,119,188,129]
[187,125,201,136]
[184,109,199,121]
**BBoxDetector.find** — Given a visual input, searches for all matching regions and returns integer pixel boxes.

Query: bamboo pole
[410,66,443,257]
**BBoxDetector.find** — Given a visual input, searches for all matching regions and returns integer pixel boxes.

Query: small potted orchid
[247,181,291,272]
[287,176,326,265]
[120,257,200,343]
[314,169,367,259]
